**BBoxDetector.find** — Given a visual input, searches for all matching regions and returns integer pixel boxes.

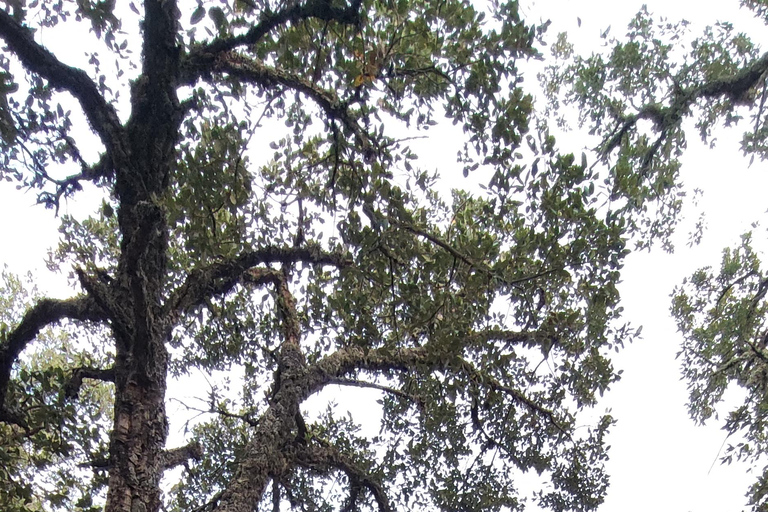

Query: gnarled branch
[0,295,105,420]
[305,344,567,432]
[203,56,376,159]
[599,51,768,163]
[0,10,126,158]
[162,441,203,471]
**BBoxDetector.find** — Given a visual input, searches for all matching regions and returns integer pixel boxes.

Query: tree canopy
[0,1,767,512]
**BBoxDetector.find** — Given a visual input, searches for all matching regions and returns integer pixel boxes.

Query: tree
[0,1,632,511]
[542,3,768,509]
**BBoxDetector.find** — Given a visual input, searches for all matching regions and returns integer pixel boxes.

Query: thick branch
[275,271,301,348]
[0,10,126,157]
[0,295,105,418]
[64,366,115,399]
[83,441,203,472]
[166,244,351,318]
[161,441,203,471]
[182,0,362,80]
[308,346,433,391]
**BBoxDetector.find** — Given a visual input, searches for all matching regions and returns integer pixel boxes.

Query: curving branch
[325,377,416,402]
[0,295,105,420]
[450,355,569,434]
[197,56,376,159]
[182,0,363,80]
[398,222,561,288]
[293,439,393,512]
[0,10,126,158]
[599,51,768,164]
[165,244,351,318]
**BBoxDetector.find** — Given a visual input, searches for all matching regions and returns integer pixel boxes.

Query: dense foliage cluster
[0,1,767,511]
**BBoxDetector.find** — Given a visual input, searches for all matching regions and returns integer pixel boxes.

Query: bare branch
[326,377,416,402]
[64,366,115,399]
[0,10,126,157]
[162,441,203,471]
[0,295,105,420]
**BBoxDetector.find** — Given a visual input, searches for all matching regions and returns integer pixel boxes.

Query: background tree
[543,3,768,509]
[0,1,643,511]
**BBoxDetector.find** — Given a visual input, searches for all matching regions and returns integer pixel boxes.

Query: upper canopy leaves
[0,1,667,512]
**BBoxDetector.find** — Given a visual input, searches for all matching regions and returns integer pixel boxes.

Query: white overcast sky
[1,1,767,511]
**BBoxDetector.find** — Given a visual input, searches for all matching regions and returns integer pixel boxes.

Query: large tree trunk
[103,1,182,508]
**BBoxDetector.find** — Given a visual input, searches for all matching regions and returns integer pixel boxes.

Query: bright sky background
[1,1,767,511]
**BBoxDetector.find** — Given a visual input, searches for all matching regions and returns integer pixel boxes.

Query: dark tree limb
[305,344,568,433]
[450,355,569,434]
[293,439,393,512]
[182,0,363,79]
[165,244,351,318]
[325,377,416,402]
[0,295,105,421]
[83,441,203,472]
[64,366,116,399]
[0,10,126,158]
[469,327,543,346]
[36,153,113,210]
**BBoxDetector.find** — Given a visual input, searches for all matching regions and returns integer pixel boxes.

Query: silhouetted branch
[207,57,376,160]
[182,0,363,80]
[0,295,105,421]
[600,51,768,160]
[65,366,115,399]
[293,439,393,512]
[0,10,126,156]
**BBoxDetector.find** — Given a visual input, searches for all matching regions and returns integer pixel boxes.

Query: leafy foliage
[5,1,768,512]
[545,3,768,509]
